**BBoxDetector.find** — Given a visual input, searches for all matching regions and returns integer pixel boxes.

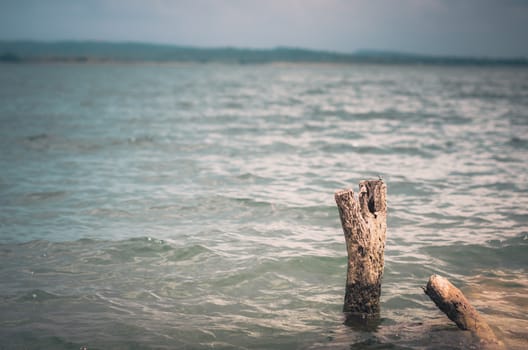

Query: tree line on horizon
[1,40,527,65]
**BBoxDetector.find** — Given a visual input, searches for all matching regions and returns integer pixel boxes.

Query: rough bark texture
[424,274,503,347]
[335,180,387,316]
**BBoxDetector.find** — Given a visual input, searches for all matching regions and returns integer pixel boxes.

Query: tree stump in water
[335,180,387,316]
[424,274,503,348]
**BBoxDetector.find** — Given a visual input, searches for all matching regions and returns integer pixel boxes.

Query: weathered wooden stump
[424,274,503,348]
[335,180,387,316]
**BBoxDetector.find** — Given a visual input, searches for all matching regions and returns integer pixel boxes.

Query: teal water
[0,63,527,349]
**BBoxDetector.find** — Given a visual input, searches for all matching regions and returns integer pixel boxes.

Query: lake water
[0,63,527,349]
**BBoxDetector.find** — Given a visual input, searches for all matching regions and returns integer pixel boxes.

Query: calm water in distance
[0,63,527,349]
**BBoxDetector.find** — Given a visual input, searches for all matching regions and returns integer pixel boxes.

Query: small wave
[85,237,173,263]
[167,244,213,262]
[211,255,344,290]
[177,100,194,109]
[471,181,522,192]
[302,87,325,95]
[422,233,528,272]
[492,154,521,163]
[17,289,60,302]
[126,134,156,146]
[18,239,53,250]
[319,142,434,158]
[26,133,49,142]
[448,169,496,177]
[0,332,88,350]
[22,191,67,202]
[235,172,272,183]
[232,196,273,208]
[20,134,48,149]
[19,133,57,151]
[437,114,473,125]
[148,204,181,211]
[223,101,244,109]
[87,208,133,218]
[508,136,528,149]
[383,295,425,310]
[388,180,434,197]
[9,237,169,266]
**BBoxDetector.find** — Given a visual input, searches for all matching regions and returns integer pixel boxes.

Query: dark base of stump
[343,282,381,315]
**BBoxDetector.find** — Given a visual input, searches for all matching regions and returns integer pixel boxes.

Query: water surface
[0,63,527,349]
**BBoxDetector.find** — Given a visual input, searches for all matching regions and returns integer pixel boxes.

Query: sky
[1,0,528,58]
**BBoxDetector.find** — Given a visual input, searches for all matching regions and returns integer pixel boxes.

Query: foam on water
[0,63,527,349]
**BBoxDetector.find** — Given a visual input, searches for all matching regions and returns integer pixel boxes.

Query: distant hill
[0,41,527,65]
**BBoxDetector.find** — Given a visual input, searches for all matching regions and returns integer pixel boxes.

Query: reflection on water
[0,63,527,349]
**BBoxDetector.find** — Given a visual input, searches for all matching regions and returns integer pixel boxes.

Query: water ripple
[0,63,527,349]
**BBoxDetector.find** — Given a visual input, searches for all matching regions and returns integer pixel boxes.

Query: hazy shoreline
[1,40,527,66]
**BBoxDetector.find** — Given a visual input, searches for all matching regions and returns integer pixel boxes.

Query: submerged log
[335,180,387,316]
[424,274,503,348]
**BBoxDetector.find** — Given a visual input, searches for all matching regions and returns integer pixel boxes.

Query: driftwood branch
[424,274,503,348]
[335,180,387,316]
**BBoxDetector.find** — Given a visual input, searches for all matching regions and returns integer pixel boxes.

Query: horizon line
[2,39,528,61]
[0,38,528,64]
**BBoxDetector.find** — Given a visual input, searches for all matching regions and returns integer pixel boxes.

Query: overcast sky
[1,0,527,58]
